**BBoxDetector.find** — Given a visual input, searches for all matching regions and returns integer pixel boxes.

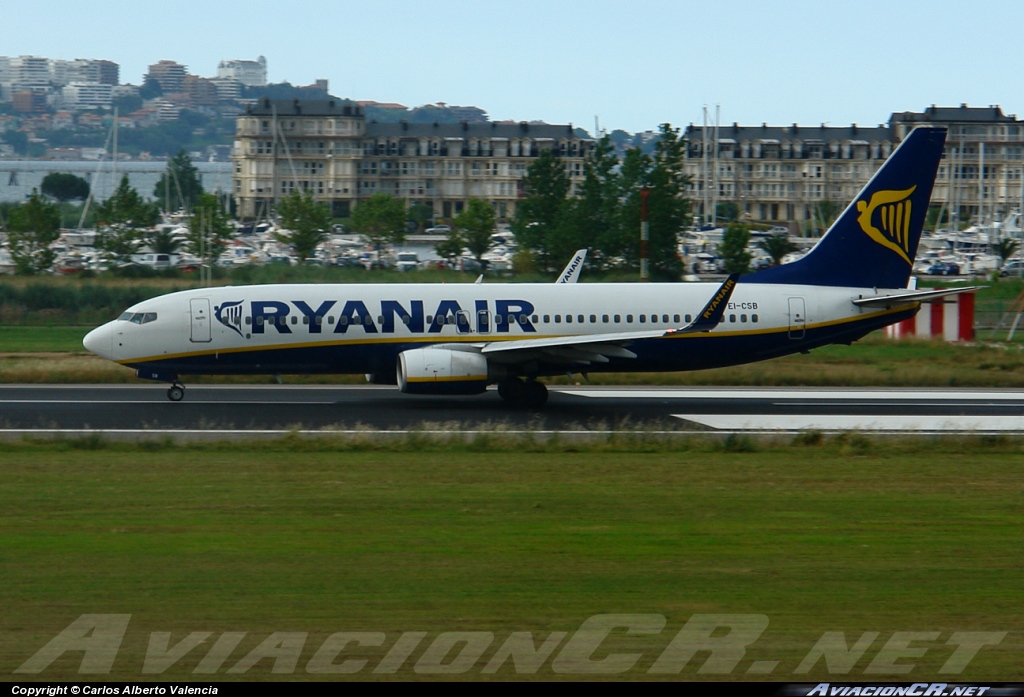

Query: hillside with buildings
[0,54,517,162]
[2,54,1022,233]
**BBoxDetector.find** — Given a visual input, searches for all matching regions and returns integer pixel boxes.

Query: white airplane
[84,126,972,407]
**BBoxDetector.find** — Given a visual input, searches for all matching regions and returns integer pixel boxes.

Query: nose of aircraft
[83,323,114,360]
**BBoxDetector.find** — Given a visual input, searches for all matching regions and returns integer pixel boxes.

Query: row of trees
[267,190,500,269]
[1,164,234,274]
[717,225,800,274]
[511,124,692,280]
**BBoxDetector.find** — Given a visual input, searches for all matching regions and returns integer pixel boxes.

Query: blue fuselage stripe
[124,309,911,377]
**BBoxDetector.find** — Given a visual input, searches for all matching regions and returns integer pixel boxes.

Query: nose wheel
[167,383,185,402]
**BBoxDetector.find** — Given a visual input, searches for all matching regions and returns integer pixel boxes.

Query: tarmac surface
[1,384,1022,438]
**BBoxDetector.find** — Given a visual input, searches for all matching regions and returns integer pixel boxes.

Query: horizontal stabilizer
[853,286,984,308]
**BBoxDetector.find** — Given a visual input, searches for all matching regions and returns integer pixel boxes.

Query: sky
[5,0,1024,135]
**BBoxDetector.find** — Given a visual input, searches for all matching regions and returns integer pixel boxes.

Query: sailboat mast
[112,107,118,185]
[712,104,720,226]
[702,106,709,225]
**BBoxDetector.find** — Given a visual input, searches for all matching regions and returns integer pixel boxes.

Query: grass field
[2,327,1024,387]
[1,437,1021,681]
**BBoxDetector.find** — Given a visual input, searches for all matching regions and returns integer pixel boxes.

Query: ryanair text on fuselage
[217,298,538,337]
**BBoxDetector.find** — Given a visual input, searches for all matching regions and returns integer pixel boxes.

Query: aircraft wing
[852,286,984,308]
[481,274,739,364]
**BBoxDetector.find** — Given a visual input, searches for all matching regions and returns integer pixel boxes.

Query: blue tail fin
[744,126,946,288]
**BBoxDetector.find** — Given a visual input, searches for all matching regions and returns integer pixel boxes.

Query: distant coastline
[0,159,232,203]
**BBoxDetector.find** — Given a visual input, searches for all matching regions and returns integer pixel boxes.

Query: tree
[811,200,842,235]
[434,229,466,267]
[154,149,204,213]
[614,147,654,271]
[113,94,143,116]
[349,193,406,253]
[6,190,61,274]
[718,223,752,274]
[188,193,235,266]
[41,172,90,202]
[407,202,434,233]
[454,198,496,269]
[512,148,571,271]
[757,232,798,267]
[926,205,950,231]
[139,77,163,100]
[95,175,159,264]
[643,123,691,279]
[563,135,621,271]
[2,130,29,156]
[992,238,1019,278]
[715,201,739,223]
[149,228,183,255]
[615,124,691,279]
[275,190,332,262]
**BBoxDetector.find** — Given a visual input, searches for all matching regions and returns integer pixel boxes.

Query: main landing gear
[497,377,548,408]
[166,383,185,402]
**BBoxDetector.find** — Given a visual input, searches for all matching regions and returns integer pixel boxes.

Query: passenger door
[190,298,212,343]
[788,297,806,339]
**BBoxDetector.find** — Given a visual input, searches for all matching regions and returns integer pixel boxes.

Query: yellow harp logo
[855,186,917,264]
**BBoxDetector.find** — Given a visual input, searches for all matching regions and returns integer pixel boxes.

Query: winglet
[557,249,588,283]
[669,274,739,334]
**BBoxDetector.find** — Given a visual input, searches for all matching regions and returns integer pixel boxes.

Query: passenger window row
[237,312,760,328]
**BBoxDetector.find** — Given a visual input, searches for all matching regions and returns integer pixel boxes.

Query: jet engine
[397,347,489,395]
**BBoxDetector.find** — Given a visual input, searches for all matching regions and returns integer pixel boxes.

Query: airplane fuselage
[81,126,950,406]
[84,281,915,380]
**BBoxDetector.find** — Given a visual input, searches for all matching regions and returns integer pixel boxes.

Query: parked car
[999,259,1024,276]
[395,251,420,272]
[926,262,960,276]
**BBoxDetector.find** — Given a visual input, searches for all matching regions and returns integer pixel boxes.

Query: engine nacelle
[397,348,489,395]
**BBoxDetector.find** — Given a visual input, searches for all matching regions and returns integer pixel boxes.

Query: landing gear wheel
[167,384,185,402]
[522,380,548,408]
[497,377,525,403]
[497,378,547,408]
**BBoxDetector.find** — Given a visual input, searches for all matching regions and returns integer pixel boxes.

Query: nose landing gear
[167,383,185,402]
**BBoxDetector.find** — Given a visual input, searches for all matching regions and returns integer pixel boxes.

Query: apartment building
[684,122,893,228]
[0,56,120,102]
[59,81,113,110]
[232,98,593,220]
[893,105,1024,225]
[217,57,267,87]
[145,60,188,94]
[685,105,1024,227]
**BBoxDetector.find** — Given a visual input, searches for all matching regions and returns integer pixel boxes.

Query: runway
[1,384,1022,438]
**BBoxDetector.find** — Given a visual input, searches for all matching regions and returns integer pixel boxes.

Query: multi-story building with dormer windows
[232,98,593,220]
[684,105,1024,229]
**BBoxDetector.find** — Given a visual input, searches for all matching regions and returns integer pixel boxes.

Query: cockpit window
[121,312,158,324]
